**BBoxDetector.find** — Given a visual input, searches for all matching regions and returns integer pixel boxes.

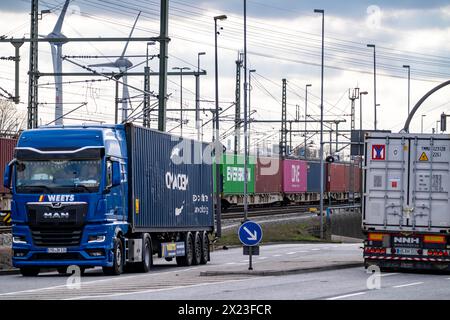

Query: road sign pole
[249,248,253,270]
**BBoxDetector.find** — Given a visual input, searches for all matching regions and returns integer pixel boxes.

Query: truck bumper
[11,222,127,268]
[364,256,450,272]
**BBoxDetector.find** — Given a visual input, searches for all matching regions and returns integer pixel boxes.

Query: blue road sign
[238,221,263,246]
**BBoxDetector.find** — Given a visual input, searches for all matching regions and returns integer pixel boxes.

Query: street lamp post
[421,114,426,134]
[375,103,381,130]
[305,84,312,159]
[172,66,190,136]
[359,91,368,134]
[243,0,250,227]
[249,69,256,156]
[367,44,377,130]
[196,52,206,141]
[214,14,227,238]
[314,8,325,240]
[403,65,411,116]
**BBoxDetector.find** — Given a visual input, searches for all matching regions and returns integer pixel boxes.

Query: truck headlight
[88,235,106,243]
[13,236,27,244]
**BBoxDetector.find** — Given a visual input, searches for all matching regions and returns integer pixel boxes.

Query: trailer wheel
[200,231,210,265]
[193,232,202,265]
[135,235,152,273]
[176,232,194,266]
[20,267,40,277]
[103,237,124,276]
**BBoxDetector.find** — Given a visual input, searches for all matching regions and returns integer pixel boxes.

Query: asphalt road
[0,243,448,300]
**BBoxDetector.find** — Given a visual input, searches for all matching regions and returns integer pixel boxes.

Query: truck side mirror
[441,113,447,132]
[112,161,121,187]
[3,164,11,189]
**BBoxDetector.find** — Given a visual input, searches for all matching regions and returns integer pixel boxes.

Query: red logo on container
[372,144,385,160]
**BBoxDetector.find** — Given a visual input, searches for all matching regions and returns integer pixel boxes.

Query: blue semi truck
[3,123,214,276]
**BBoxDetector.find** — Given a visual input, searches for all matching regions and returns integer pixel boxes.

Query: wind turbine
[46,0,70,126]
[89,12,141,122]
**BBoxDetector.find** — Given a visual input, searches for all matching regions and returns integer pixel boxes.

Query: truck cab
[3,125,129,275]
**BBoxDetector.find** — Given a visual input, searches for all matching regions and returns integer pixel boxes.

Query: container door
[364,136,409,227]
[409,137,450,230]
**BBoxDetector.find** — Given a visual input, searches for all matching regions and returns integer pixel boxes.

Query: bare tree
[0,99,25,138]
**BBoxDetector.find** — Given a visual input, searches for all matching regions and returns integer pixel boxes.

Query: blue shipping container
[126,124,214,231]
[306,161,325,193]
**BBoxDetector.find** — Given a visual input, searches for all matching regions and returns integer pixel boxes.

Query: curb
[200,262,363,277]
[0,268,20,275]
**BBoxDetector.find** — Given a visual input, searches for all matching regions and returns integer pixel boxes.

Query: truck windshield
[15,159,101,194]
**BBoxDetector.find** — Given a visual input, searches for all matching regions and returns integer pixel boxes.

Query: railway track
[0,226,11,234]
[222,202,361,220]
[222,205,320,220]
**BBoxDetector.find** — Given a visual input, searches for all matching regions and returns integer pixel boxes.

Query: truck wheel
[103,237,124,276]
[20,267,40,277]
[200,231,210,265]
[136,235,152,273]
[176,232,194,266]
[193,232,202,265]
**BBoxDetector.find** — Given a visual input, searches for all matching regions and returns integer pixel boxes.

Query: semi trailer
[3,123,214,276]
[363,132,450,271]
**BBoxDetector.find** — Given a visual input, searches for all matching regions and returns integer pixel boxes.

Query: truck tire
[176,232,194,266]
[200,231,210,265]
[20,267,40,277]
[103,237,124,276]
[135,235,152,273]
[193,232,202,265]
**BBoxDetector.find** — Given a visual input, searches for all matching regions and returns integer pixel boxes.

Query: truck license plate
[395,248,418,255]
[47,248,67,253]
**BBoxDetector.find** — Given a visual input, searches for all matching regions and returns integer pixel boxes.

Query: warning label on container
[419,152,429,161]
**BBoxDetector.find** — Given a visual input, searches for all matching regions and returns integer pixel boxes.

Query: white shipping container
[363,132,450,233]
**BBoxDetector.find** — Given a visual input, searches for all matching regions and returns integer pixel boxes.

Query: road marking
[393,282,424,288]
[310,248,320,251]
[286,252,297,255]
[258,257,267,260]
[327,292,366,300]
[297,251,308,253]
[0,267,199,296]
[380,273,398,277]
[66,277,261,300]
[226,262,237,265]
[272,254,281,257]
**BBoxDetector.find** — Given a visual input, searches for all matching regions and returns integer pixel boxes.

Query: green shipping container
[213,154,255,194]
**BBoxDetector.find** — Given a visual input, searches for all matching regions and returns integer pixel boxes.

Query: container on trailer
[215,153,256,195]
[0,137,17,195]
[306,161,326,192]
[255,156,282,193]
[363,132,450,232]
[126,124,214,231]
[282,159,307,193]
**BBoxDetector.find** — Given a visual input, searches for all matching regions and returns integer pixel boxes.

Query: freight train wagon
[218,154,362,209]
[0,137,16,222]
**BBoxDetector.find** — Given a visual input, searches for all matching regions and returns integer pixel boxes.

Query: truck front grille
[32,253,83,261]
[31,228,83,247]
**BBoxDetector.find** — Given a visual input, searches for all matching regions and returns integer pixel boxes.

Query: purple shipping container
[0,138,17,195]
[282,159,307,193]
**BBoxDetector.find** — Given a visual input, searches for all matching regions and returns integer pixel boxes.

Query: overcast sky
[0,0,449,158]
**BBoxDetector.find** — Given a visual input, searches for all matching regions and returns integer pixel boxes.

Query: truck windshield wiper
[69,185,93,193]
[18,185,53,193]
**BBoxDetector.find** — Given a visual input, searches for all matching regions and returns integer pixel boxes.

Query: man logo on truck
[43,212,69,219]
